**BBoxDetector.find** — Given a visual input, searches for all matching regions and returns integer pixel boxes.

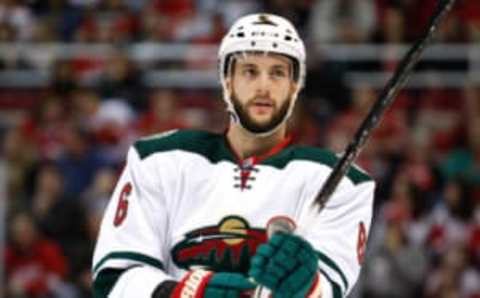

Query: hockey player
[92,13,375,298]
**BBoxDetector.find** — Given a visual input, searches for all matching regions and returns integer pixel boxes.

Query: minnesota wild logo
[171,216,267,274]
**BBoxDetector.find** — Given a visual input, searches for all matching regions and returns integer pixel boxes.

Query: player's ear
[224,77,233,96]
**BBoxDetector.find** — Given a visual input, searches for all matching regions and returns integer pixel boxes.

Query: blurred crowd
[0,0,478,44]
[1,0,480,298]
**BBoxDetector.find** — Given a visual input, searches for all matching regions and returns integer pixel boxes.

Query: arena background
[1,0,479,297]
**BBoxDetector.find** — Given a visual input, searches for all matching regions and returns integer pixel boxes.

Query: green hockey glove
[170,270,255,298]
[249,233,321,298]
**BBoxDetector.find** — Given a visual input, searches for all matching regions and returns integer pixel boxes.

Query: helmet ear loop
[222,54,240,122]
[286,60,301,120]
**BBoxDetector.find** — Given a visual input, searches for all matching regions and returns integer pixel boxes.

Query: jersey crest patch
[171,216,267,274]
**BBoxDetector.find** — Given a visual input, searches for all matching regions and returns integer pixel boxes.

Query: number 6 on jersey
[114,182,132,227]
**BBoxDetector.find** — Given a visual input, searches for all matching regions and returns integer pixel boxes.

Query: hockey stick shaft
[313,0,457,211]
[252,1,457,296]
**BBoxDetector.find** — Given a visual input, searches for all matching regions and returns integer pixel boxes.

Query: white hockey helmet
[218,13,306,136]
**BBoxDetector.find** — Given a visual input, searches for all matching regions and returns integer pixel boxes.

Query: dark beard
[230,92,291,134]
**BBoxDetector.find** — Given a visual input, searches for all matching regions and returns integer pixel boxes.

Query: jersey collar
[223,133,293,165]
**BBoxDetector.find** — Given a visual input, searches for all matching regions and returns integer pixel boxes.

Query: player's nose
[255,72,272,94]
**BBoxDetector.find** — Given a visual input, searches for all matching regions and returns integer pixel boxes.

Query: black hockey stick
[313,0,457,211]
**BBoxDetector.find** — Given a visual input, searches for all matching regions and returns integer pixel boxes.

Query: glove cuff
[306,273,322,298]
[171,269,214,298]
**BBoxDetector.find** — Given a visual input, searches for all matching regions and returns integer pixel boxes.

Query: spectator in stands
[308,0,376,45]
[0,20,32,68]
[51,60,77,96]
[400,136,437,201]
[424,245,468,298]
[376,0,465,42]
[466,211,480,297]
[93,2,139,44]
[414,88,466,158]
[5,211,72,298]
[30,17,58,43]
[19,95,69,161]
[71,88,136,166]
[0,22,15,42]
[3,127,37,206]
[31,162,88,266]
[198,0,260,28]
[441,85,480,186]
[0,0,34,41]
[152,0,193,16]
[178,12,227,44]
[136,89,187,136]
[56,124,107,197]
[459,0,480,42]
[73,170,114,298]
[369,4,408,74]
[138,4,169,41]
[441,146,480,188]
[374,4,405,44]
[97,49,145,110]
[91,98,137,165]
[139,0,194,42]
[68,0,101,9]
[70,88,102,132]
[121,0,149,12]
[426,180,472,259]
[362,200,428,298]
[73,11,99,43]
[71,205,105,298]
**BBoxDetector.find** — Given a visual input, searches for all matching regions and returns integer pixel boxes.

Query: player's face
[227,53,297,134]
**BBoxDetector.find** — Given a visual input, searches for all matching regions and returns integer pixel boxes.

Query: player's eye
[270,68,288,79]
[242,67,258,78]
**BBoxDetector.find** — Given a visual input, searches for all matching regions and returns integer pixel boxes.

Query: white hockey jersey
[92,130,375,298]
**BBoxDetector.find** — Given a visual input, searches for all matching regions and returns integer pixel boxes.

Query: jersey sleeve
[297,168,375,298]
[92,146,174,298]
